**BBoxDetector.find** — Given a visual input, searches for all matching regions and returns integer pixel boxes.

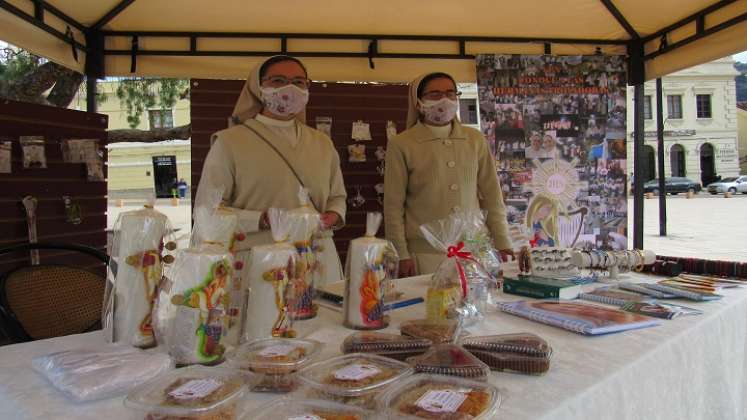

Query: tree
[0,47,191,143]
[735,62,747,103]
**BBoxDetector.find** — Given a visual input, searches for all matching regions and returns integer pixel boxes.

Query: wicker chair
[0,243,109,344]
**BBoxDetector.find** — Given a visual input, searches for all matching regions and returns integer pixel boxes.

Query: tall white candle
[108,206,168,347]
[287,188,321,320]
[242,209,300,342]
[344,213,398,330]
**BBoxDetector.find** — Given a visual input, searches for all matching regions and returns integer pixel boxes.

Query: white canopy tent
[1,0,746,247]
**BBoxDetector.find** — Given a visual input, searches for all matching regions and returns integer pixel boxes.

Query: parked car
[642,177,702,195]
[706,175,747,195]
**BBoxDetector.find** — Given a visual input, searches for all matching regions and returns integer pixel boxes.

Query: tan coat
[383,120,511,261]
[195,118,347,283]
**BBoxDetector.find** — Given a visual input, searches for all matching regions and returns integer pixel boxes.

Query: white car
[707,175,747,194]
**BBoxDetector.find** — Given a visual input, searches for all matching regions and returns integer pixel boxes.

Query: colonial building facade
[625,57,740,186]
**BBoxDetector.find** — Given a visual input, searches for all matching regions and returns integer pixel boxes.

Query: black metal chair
[0,242,109,344]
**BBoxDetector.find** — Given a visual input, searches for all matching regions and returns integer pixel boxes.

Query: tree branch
[4,62,77,104]
[47,72,84,107]
[107,123,191,143]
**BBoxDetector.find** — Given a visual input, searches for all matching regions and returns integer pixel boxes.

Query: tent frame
[1,0,744,249]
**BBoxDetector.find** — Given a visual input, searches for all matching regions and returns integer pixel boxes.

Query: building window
[696,94,712,119]
[666,95,682,119]
[459,98,478,125]
[643,95,652,120]
[149,109,174,129]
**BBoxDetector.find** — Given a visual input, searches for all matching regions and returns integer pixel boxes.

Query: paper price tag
[259,344,297,358]
[333,364,381,381]
[168,379,223,400]
[415,389,468,413]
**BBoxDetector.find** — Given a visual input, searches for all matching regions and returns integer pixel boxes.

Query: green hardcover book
[503,275,582,300]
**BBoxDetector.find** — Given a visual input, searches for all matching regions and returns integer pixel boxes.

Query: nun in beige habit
[195,55,346,286]
[384,72,513,277]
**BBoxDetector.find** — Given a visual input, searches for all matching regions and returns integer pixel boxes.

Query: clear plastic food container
[298,353,413,409]
[399,319,460,344]
[407,344,490,381]
[249,398,375,419]
[227,337,322,392]
[124,365,245,420]
[377,373,501,419]
[460,333,552,375]
[341,332,432,361]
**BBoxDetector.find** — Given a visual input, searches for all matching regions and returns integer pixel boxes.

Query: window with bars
[666,95,682,119]
[696,94,712,119]
[643,95,652,120]
[149,109,174,129]
[459,98,479,125]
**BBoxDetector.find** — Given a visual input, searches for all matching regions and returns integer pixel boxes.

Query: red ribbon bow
[446,241,478,298]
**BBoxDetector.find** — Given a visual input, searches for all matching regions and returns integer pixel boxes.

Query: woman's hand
[398,259,417,278]
[499,249,515,262]
[320,211,340,230]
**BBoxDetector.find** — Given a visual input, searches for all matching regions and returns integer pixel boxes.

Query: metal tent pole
[656,77,667,236]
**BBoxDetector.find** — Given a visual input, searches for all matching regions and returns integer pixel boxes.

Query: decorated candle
[287,188,321,320]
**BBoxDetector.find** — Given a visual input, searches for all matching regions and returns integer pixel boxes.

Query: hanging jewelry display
[347,144,367,162]
[348,185,366,208]
[62,195,82,225]
[20,136,46,169]
[351,120,372,141]
[530,247,577,277]
[569,249,656,282]
[375,146,386,176]
[0,140,11,174]
[374,183,385,205]
[315,116,333,137]
[386,120,398,141]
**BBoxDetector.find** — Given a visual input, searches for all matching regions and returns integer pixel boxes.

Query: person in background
[195,55,347,285]
[177,178,188,198]
[384,72,513,277]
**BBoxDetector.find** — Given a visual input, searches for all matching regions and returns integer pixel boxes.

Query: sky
[734,51,747,63]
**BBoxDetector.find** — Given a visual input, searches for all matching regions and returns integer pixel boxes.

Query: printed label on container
[333,364,381,381]
[415,389,468,413]
[287,415,322,420]
[259,344,298,358]
[168,378,223,400]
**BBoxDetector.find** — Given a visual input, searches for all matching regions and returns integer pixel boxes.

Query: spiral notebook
[578,287,652,307]
[620,301,703,319]
[618,282,676,299]
[497,300,659,335]
[643,283,722,301]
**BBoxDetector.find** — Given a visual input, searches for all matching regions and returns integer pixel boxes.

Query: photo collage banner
[476,54,628,250]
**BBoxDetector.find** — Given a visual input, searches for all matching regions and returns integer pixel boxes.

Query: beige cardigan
[383,120,511,259]
[195,118,347,250]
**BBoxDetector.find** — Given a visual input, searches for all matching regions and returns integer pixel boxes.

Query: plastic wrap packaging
[420,216,492,325]
[190,192,247,347]
[341,332,432,361]
[32,344,172,403]
[251,398,375,420]
[458,209,503,286]
[461,333,552,375]
[124,366,246,420]
[344,213,399,330]
[228,337,322,393]
[104,199,175,348]
[377,374,501,420]
[407,344,490,381]
[243,208,301,342]
[399,319,461,345]
[298,353,413,409]
[287,188,322,320]
[152,243,234,366]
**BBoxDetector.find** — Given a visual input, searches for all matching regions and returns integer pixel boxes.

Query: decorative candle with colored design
[287,188,322,320]
[344,213,399,330]
[104,201,172,348]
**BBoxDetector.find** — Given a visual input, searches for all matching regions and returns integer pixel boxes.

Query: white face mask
[418,98,459,125]
[260,84,309,117]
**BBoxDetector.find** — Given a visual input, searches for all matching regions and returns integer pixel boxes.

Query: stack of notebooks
[577,285,702,319]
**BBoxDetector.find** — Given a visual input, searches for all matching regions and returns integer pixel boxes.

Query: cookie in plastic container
[123,365,245,420]
[460,333,552,375]
[406,344,490,381]
[376,373,501,419]
[399,319,461,344]
[249,398,375,420]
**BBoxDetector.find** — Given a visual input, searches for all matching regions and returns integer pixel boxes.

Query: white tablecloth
[1,270,746,420]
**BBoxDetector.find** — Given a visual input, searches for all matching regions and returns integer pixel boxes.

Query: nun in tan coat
[195,55,346,286]
[384,72,512,276]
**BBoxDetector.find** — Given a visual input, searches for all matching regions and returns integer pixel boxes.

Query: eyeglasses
[262,75,310,89]
[421,90,462,100]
